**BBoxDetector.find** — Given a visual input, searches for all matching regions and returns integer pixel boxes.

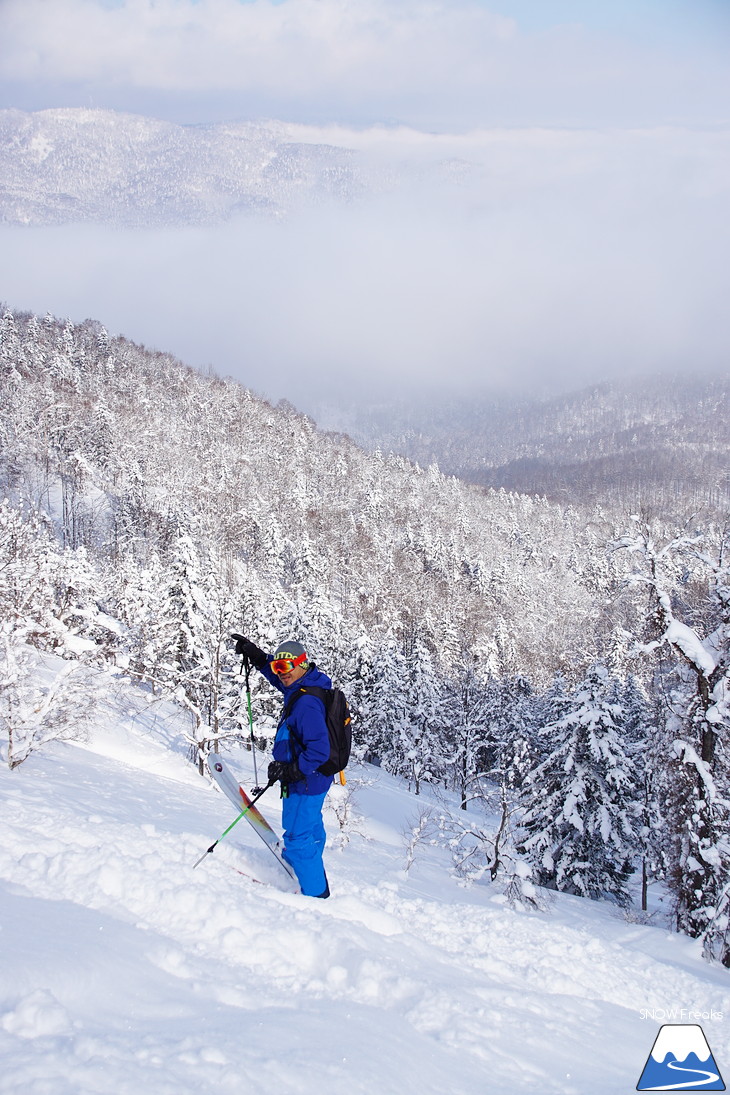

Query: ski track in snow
[1,685,729,1095]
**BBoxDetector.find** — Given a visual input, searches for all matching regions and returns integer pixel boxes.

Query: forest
[1,307,728,966]
[319,375,730,517]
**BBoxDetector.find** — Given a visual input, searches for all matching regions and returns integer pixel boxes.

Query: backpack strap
[281,687,303,723]
[280,686,327,752]
[297,686,327,702]
[282,686,327,719]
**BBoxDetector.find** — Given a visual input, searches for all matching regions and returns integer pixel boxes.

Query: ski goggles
[270,652,308,675]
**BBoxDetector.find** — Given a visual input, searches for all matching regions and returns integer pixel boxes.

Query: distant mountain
[0,108,362,226]
[309,372,730,517]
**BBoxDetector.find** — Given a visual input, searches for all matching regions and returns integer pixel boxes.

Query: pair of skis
[197,754,300,894]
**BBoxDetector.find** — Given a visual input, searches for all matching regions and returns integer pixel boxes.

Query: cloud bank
[2,123,728,407]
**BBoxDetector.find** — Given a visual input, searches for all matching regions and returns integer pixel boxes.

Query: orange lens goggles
[271,652,307,675]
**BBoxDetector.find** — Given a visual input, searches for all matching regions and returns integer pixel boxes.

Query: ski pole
[241,653,260,790]
[193,779,274,869]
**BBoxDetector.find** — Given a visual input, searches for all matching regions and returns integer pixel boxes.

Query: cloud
[1,0,728,128]
[2,123,728,408]
[0,1,514,96]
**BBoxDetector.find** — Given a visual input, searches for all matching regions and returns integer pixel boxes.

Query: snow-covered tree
[519,664,638,906]
[440,662,492,809]
[402,638,444,795]
[614,518,730,964]
[157,533,233,773]
[364,635,411,773]
[619,675,664,912]
[0,502,60,644]
[496,674,543,791]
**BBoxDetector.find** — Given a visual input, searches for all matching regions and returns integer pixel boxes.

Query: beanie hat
[272,640,309,668]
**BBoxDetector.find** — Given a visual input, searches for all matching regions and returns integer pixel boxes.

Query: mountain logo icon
[637,1024,725,1090]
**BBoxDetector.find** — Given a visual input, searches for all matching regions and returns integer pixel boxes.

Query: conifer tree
[161,532,220,771]
[497,674,542,790]
[440,662,492,809]
[0,502,61,644]
[519,664,638,905]
[365,635,410,772]
[621,675,664,912]
[403,638,444,795]
[336,632,373,762]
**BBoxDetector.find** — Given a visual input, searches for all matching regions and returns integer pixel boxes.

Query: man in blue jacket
[233,636,332,899]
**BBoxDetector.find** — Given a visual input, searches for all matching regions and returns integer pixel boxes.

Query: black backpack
[283,685,352,777]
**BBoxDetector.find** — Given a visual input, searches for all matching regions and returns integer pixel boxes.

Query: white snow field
[1,665,729,1095]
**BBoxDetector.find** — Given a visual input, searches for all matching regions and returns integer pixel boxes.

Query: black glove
[267,760,305,786]
[231,633,267,669]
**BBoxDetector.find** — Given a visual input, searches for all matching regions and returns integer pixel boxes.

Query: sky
[2,0,729,129]
[1,0,729,407]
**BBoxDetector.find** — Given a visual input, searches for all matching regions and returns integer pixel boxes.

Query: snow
[1,664,729,1095]
[665,620,717,677]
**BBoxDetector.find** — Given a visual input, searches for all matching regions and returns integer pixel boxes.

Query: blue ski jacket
[261,662,334,796]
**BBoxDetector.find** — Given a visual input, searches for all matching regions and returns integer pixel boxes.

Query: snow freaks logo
[637,1024,725,1091]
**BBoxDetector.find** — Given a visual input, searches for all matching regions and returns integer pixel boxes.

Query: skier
[232,635,332,899]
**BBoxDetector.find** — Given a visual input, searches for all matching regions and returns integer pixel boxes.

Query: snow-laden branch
[662,620,716,677]
[672,740,725,806]
[619,539,717,678]
[708,670,729,727]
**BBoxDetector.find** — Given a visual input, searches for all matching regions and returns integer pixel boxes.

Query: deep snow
[1,662,728,1095]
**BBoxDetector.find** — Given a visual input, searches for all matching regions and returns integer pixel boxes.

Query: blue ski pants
[281,791,329,898]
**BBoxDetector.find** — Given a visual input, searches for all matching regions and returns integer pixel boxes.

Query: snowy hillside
[1,655,728,1095]
[0,109,360,226]
[310,374,730,518]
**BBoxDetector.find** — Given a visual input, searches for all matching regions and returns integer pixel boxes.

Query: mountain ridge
[307,371,730,516]
[0,107,361,226]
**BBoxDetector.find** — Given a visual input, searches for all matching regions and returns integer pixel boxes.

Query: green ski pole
[242,653,261,792]
[193,779,273,869]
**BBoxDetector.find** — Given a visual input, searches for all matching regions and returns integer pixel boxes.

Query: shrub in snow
[402,807,437,874]
[0,630,95,768]
[324,778,367,849]
[406,780,546,909]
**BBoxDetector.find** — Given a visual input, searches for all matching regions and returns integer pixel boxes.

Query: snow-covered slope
[1,661,728,1095]
[0,108,360,226]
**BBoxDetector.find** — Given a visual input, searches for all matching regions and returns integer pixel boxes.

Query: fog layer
[2,126,728,408]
